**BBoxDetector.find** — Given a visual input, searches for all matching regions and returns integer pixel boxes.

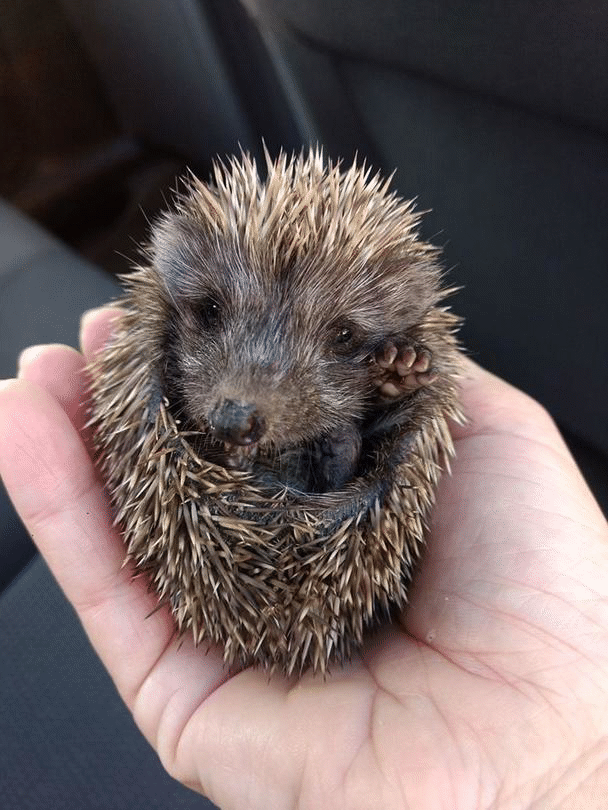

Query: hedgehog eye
[335,327,353,344]
[331,323,357,353]
[197,296,222,329]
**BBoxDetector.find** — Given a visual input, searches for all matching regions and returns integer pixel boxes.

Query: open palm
[1,306,607,810]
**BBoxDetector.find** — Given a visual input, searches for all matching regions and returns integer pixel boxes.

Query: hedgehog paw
[372,341,438,399]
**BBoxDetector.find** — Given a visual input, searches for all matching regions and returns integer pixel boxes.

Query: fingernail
[81,306,107,331]
[0,379,14,392]
[17,345,47,376]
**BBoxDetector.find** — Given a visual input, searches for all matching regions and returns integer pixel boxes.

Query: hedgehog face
[141,150,451,489]
[155,225,376,455]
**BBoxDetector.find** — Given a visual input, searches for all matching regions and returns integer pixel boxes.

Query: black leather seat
[0,199,121,591]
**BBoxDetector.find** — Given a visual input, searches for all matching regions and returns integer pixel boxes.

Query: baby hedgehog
[89,149,463,676]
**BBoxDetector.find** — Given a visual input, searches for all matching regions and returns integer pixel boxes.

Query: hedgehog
[88,148,463,676]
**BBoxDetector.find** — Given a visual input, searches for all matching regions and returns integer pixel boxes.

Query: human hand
[1,306,607,810]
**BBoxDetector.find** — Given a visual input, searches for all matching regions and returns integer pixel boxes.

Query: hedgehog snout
[208,399,267,446]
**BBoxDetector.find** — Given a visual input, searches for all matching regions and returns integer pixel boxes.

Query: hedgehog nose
[208,400,266,446]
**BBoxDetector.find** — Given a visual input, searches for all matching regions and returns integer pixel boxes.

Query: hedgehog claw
[373,342,437,398]
[376,341,398,369]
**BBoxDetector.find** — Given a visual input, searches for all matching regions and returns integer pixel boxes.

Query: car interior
[1,1,606,806]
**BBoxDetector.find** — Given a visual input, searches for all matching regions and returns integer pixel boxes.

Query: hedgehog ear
[150,214,207,299]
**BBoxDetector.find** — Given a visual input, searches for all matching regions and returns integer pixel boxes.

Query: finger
[452,356,567,448]
[453,357,601,509]
[80,305,123,360]
[17,343,89,434]
[0,380,174,697]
